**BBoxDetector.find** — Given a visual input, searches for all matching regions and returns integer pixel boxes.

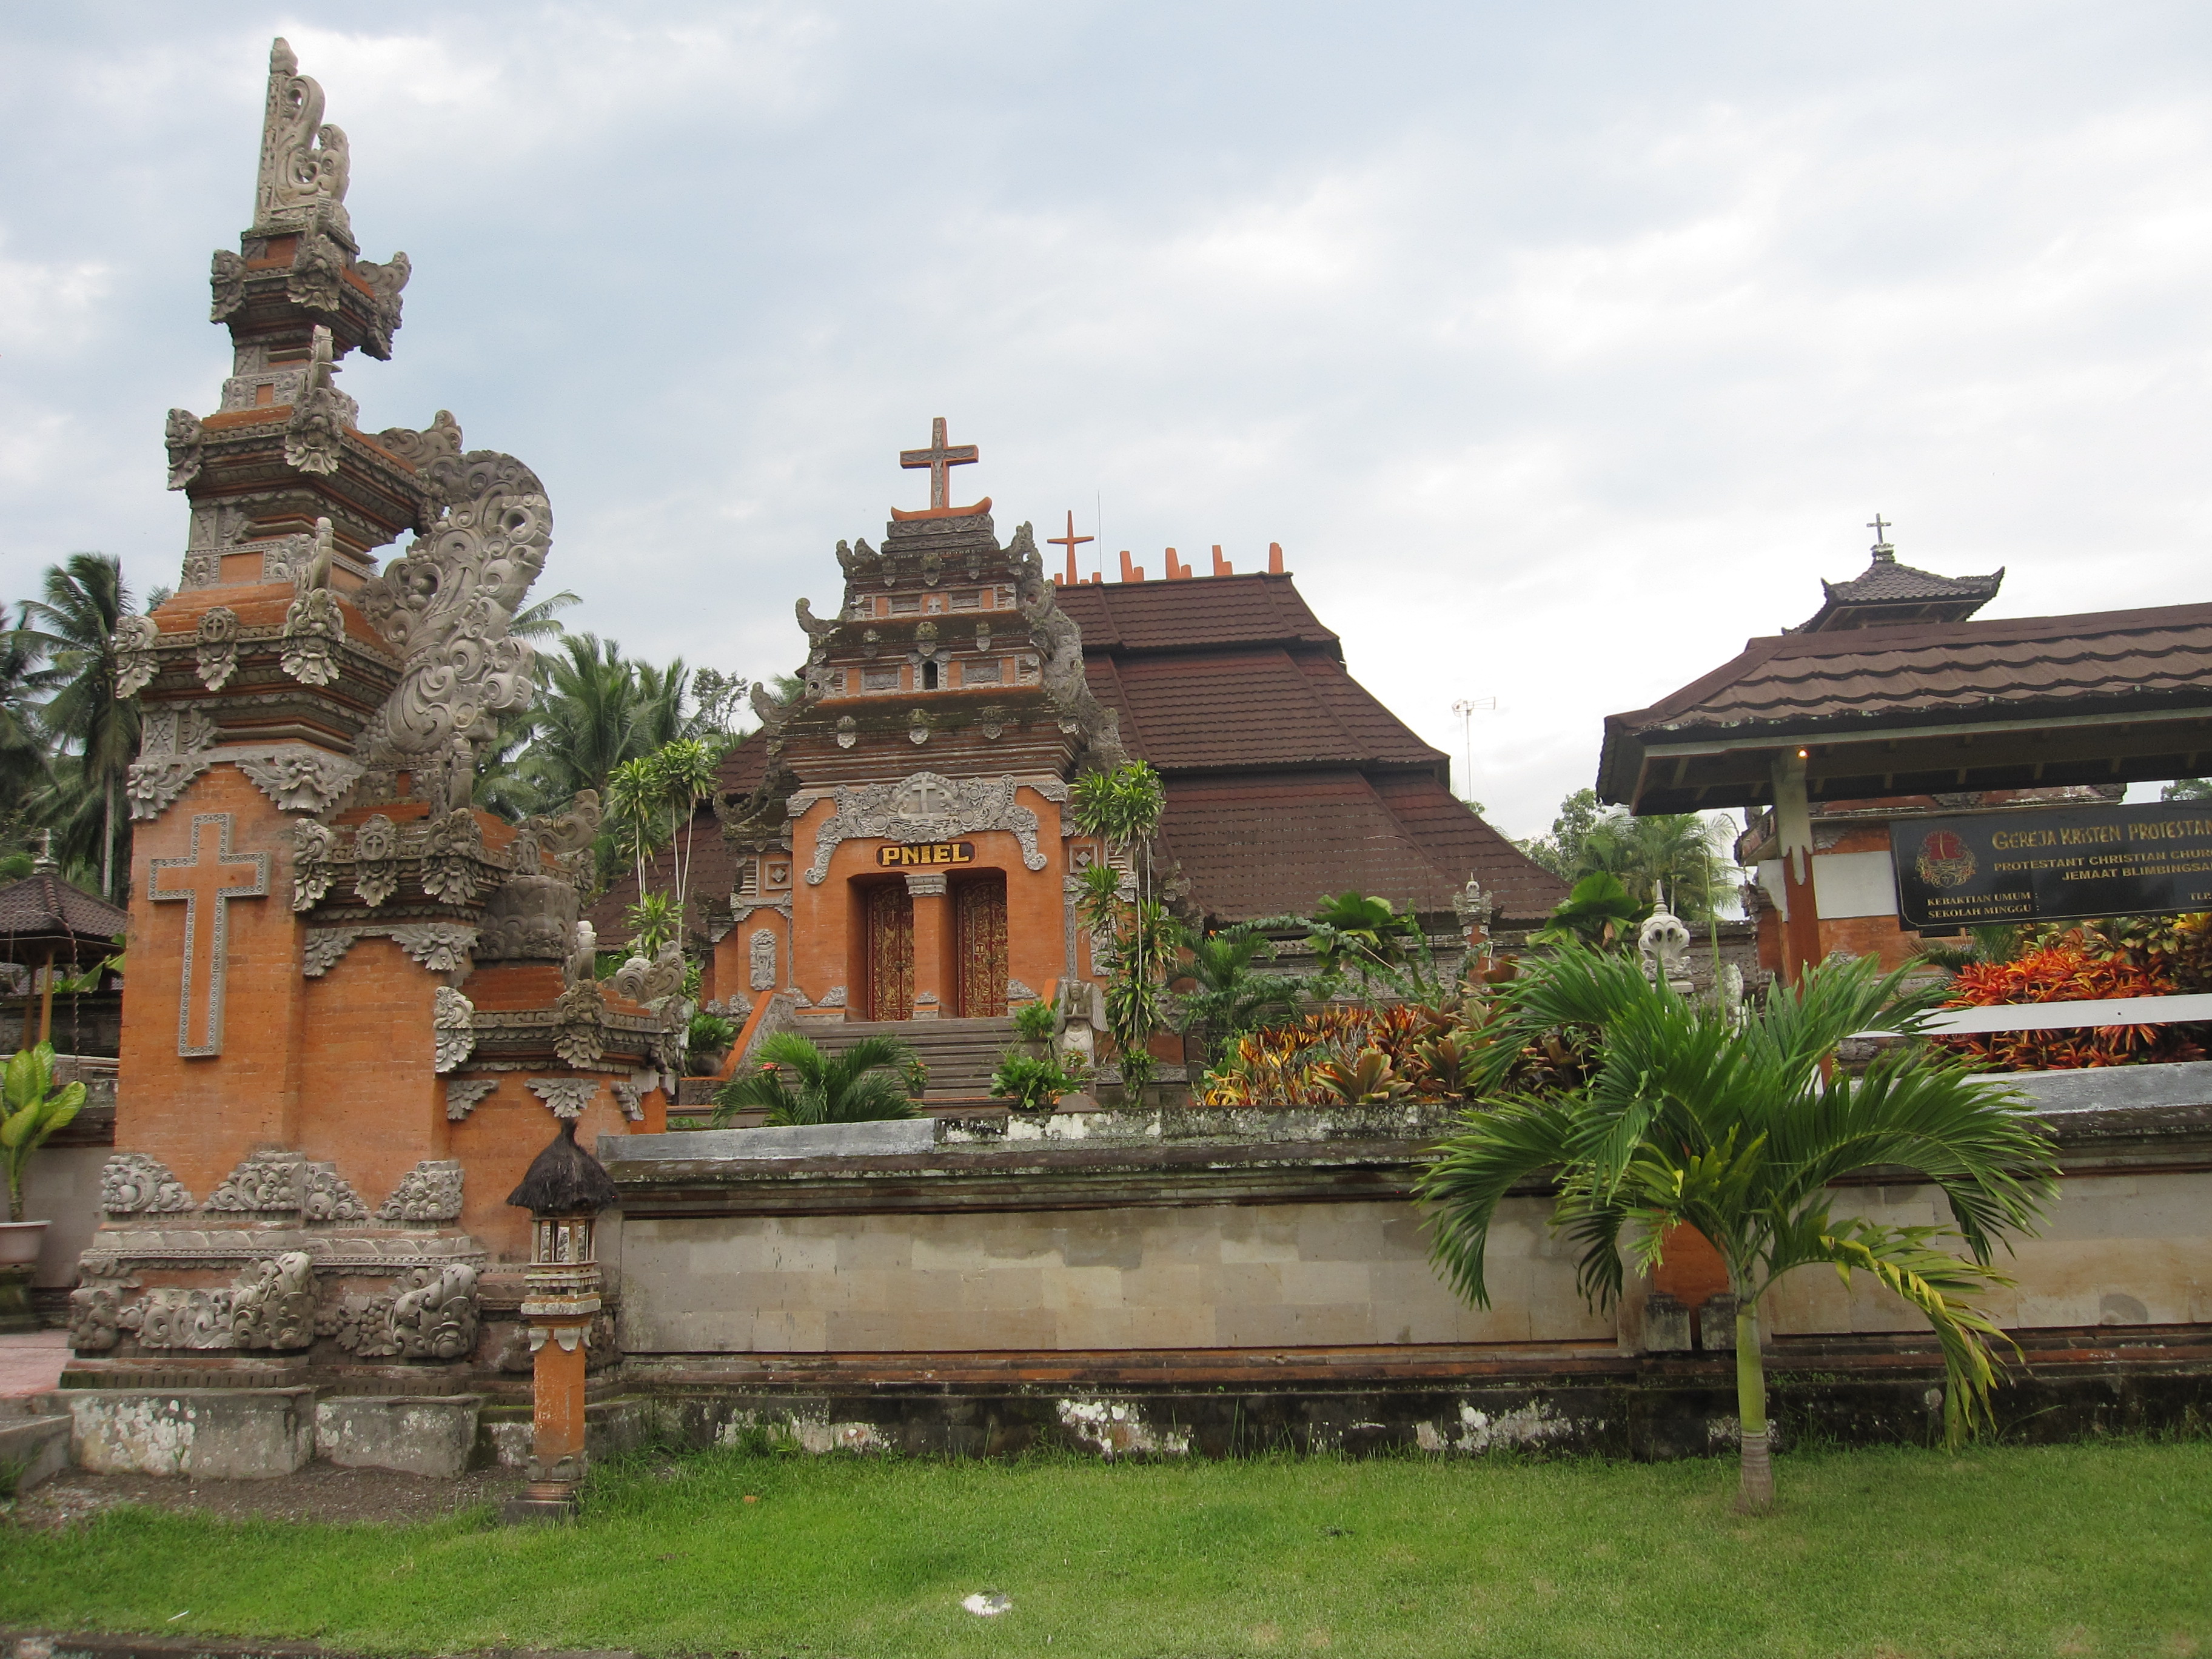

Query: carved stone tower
[70,42,672,1410]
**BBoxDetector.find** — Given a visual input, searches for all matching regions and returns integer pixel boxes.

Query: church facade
[598,427,1566,1065]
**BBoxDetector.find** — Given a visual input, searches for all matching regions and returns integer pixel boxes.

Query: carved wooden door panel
[954,874,1008,1019]
[866,882,914,1021]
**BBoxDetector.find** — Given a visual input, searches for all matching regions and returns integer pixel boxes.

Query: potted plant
[2,1043,85,1265]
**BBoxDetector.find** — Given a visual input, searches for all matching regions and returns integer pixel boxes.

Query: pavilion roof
[0,869,129,961]
[1600,601,2212,814]
[1792,547,2004,633]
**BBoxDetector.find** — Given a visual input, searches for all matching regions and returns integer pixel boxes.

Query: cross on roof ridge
[898,417,979,511]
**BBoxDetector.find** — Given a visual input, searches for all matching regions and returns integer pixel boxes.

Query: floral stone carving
[478,874,579,960]
[378,1159,464,1223]
[280,586,347,687]
[749,928,777,990]
[206,1150,304,1213]
[301,927,358,976]
[352,814,399,907]
[293,819,336,911]
[231,1251,317,1350]
[112,614,163,699]
[137,1288,236,1350]
[165,408,204,491]
[323,1263,480,1361]
[99,1153,193,1215]
[282,326,355,475]
[256,38,352,238]
[392,923,478,974]
[805,772,1045,883]
[355,451,549,763]
[195,606,240,691]
[302,1162,370,1224]
[444,1078,498,1122]
[418,808,484,905]
[434,985,476,1073]
[528,1076,600,1120]
[125,707,218,821]
[236,745,361,814]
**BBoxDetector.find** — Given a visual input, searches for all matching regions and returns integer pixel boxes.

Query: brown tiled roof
[1068,574,1563,923]
[0,871,129,959]
[1792,549,2003,633]
[1599,602,2212,809]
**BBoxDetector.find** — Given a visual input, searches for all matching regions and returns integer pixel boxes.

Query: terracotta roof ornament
[1048,510,1094,585]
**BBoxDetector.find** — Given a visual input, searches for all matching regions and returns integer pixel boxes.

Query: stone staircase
[813,1017,1018,1113]
[0,1391,72,1493]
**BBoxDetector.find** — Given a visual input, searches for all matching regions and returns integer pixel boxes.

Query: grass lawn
[4,1439,2208,1658]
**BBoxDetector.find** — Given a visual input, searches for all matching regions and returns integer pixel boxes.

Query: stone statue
[1638,889,1694,995]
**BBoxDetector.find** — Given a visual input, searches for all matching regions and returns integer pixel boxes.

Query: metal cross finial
[1048,510,1094,584]
[1867,513,1891,545]
[899,417,979,512]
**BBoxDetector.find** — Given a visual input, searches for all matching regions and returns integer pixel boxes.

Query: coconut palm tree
[1417,948,2057,1512]
[0,614,57,807]
[18,555,139,899]
[709,1031,917,1127]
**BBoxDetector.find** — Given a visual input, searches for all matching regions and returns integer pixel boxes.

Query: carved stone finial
[1638,888,1694,993]
[256,38,352,240]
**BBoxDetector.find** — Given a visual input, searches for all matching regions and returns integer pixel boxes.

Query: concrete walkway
[0,1327,69,1398]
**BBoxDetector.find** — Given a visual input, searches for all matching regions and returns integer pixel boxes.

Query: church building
[597,424,1566,1068]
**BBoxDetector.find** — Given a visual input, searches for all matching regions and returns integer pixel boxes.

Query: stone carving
[210,247,246,320]
[293,820,336,911]
[1007,978,1037,1002]
[478,875,580,960]
[528,1076,600,1121]
[375,410,462,469]
[836,714,858,748]
[434,985,476,1073]
[100,1153,193,1215]
[612,940,684,1008]
[301,927,358,976]
[195,606,240,691]
[256,38,352,238]
[390,1263,480,1359]
[326,1263,480,1361]
[611,1079,647,1122]
[112,614,163,699]
[908,708,932,744]
[353,250,411,356]
[207,1149,303,1213]
[280,588,347,686]
[565,920,598,988]
[817,985,848,1008]
[1639,892,1694,993]
[67,1282,129,1353]
[303,1163,370,1223]
[286,227,349,313]
[237,745,361,814]
[126,706,219,820]
[552,983,606,1068]
[283,325,355,475]
[1453,878,1495,931]
[231,1252,317,1349]
[418,808,483,905]
[394,922,478,974]
[806,772,1044,883]
[444,1078,498,1122]
[378,1159,464,1222]
[355,451,549,763]
[164,408,203,491]
[749,928,778,990]
[352,813,398,907]
[139,1288,236,1350]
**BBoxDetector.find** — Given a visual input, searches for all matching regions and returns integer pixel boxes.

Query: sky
[4,1,2210,839]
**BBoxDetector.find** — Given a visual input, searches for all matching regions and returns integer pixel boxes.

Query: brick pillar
[1770,751,1823,985]
[907,871,949,1020]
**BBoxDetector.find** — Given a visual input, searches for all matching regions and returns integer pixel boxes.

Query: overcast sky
[4,2,2208,837]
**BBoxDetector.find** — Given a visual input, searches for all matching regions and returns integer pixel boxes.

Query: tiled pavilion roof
[0,868,129,961]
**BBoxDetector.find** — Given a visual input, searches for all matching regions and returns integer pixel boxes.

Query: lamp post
[503,1119,617,1523]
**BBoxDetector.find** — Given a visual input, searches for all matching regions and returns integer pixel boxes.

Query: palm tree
[1417,948,2056,1512]
[19,555,139,899]
[0,615,57,806]
[710,1031,917,1126]
[1578,809,1736,923]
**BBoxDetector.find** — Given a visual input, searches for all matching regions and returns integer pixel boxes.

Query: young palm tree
[19,555,139,899]
[1178,927,1313,1069]
[1417,948,2057,1512]
[710,1031,917,1127]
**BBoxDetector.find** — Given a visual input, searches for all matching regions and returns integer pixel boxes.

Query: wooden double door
[863,873,1008,1021]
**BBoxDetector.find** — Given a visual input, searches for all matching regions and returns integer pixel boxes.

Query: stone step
[814,1018,1021,1099]
[0,1411,71,1492]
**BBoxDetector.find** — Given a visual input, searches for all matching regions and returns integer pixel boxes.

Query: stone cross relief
[147,812,270,1057]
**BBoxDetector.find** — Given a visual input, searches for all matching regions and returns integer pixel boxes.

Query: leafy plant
[1417,948,2057,1513]
[1312,1047,1409,1104]
[1072,762,1171,1088]
[1177,927,1316,1069]
[1936,944,2204,1071]
[685,1012,737,1073]
[991,1049,1089,1112]
[709,1032,916,1127]
[1532,871,1641,952]
[1011,999,1058,1044]
[2,1042,85,1222]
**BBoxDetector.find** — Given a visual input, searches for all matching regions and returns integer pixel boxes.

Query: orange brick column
[908,872,950,1020]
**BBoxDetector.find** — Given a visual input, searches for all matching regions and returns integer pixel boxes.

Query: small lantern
[502,1119,617,1523]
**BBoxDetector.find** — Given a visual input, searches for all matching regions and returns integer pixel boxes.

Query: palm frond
[1415,1096,1580,1308]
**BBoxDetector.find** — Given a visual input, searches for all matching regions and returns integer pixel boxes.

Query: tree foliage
[710,1031,917,1127]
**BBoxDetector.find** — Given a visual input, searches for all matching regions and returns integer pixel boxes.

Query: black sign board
[1891,803,2212,933]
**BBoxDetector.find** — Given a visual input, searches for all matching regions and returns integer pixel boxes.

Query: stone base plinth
[69,1385,315,1478]
[315,1393,484,1476]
